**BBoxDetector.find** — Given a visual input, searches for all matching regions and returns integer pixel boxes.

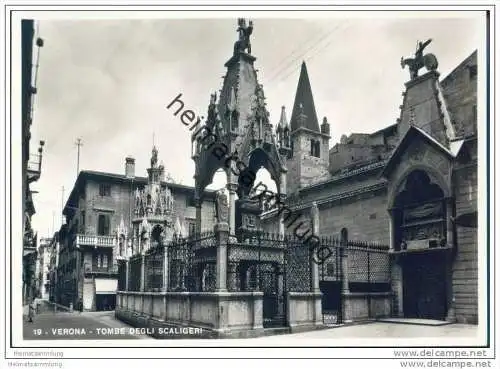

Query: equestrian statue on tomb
[401,38,439,80]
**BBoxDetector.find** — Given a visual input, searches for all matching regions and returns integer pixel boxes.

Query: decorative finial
[210,92,217,105]
[151,145,158,168]
[278,106,288,129]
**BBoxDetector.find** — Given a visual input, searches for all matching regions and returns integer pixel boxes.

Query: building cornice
[300,160,387,194]
[261,181,387,220]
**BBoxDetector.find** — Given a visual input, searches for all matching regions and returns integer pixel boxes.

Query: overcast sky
[27,12,485,237]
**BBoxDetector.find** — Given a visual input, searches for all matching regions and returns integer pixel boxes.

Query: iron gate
[226,232,314,328]
[317,237,391,325]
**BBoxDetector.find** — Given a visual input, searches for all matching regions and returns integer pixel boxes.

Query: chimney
[125,157,135,178]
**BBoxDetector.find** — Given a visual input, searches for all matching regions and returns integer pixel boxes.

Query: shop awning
[95,278,117,294]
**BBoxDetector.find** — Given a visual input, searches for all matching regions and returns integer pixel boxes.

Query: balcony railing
[26,141,44,183]
[83,263,118,275]
[76,234,116,248]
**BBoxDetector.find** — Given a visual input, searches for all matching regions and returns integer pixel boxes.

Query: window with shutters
[97,214,111,235]
[99,183,111,197]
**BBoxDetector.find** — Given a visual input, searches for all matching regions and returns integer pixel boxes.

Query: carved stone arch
[194,148,230,196]
[388,163,451,209]
[151,224,164,247]
[238,147,281,197]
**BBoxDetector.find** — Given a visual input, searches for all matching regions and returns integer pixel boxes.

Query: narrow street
[23,307,152,340]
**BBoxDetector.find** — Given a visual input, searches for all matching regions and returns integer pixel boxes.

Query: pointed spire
[151,144,158,168]
[278,105,288,129]
[174,217,182,236]
[290,61,320,132]
[180,222,187,238]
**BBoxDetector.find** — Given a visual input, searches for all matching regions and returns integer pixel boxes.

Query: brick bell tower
[286,61,331,195]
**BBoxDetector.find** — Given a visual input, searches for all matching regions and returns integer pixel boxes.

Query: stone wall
[116,291,266,338]
[299,173,384,205]
[441,51,477,137]
[329,143,376,174]
[317,190,389,243]
[260,182,389,244]
[452,140,478,324]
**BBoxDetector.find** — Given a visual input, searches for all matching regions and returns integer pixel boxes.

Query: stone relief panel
[425,145,450,177]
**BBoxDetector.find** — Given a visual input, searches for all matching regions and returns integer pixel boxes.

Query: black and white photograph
[2,2,496,367]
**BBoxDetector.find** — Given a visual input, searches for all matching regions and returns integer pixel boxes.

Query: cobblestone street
[23,309,152,340]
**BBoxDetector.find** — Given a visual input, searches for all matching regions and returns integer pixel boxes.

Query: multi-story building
[58,148,217,311]
[48,231,61,303]
[21,19,44,305]
[36,237,52,299]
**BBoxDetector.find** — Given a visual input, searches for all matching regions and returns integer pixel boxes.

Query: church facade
[260,48,478,324]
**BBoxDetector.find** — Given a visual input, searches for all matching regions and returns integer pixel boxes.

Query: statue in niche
[134,188,141,214]
[210,92,217,106]
[215,189,229,224]
[234,18,253,55]
[140,189,147,211]
[154,188,161,215]
[401,39,439,80]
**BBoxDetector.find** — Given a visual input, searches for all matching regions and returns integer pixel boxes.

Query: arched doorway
[392,170,449,320]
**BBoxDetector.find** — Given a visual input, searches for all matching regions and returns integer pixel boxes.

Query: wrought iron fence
[168,232,217,292]
[145,245,164,291]
[346,240,391,292]
[226,232,314,328]
[128,254,142,292]
[117,260,127,291]
[227,232,287,293]
[117,232,218,293]
[285,234,313,292]
[315,237,390,325]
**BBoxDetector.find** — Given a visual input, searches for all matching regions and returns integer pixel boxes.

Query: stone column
[445,197,456,322]
[215,222,229,292]
[279,172,287,238]
[276,264,285,316]
[140,254,145,292]
[195,194,202,234]
[388,209,396,252]
[125,260,129,292]
[341,239,349,293]
[112,238,118,268]
[446,198,455,248]
[227,183,238,236]
[227,262,238,291]
[162,245,169,292]
[391,260,404,318]
[445,255,457,322]
[310,202,320,293]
